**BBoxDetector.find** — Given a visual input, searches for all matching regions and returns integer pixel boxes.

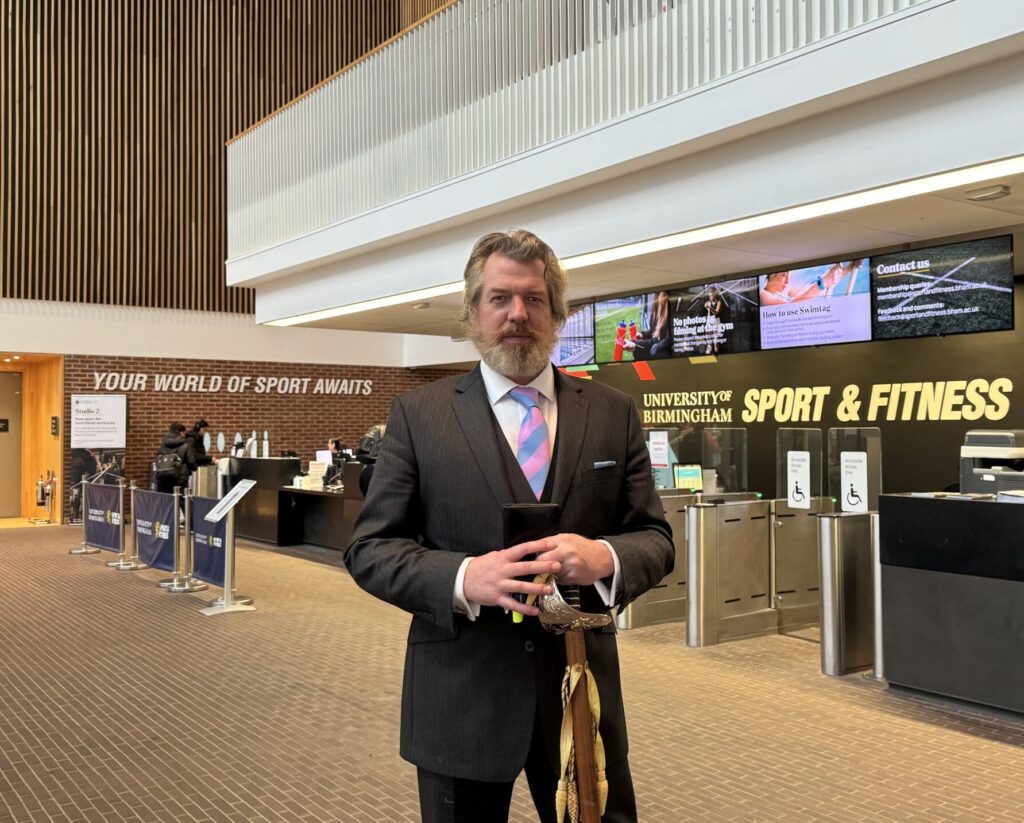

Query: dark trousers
[417,713,637,823]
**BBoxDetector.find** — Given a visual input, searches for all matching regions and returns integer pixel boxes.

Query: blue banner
[84,482,123,552]
[191,496,226,588]
[133,489,177,571]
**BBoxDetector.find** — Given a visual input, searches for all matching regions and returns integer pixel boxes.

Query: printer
[959,430,1024,494]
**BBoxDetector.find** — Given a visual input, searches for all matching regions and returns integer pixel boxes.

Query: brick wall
[63,354,465,520]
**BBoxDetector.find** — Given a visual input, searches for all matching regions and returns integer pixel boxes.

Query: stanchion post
[105,479,129,568]
[166,489,206,593]
[114,481,148,571]
[69,474,100,555]
[122,483,148,573]
[158,488,185,588]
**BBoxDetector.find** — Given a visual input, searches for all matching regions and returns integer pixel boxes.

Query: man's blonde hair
[458,230,569,328]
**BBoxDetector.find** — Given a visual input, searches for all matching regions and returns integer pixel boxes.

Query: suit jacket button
[524,641,535,652]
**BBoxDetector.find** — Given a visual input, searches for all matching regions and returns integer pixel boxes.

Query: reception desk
[225,457,364,551]
[279,488,363,551]
[879,493,1024,713]
[227,457,302,544]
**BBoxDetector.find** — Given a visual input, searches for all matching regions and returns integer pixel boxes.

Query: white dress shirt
[453,360,622,619]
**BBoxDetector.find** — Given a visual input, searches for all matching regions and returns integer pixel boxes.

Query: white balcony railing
[227,0,929,261]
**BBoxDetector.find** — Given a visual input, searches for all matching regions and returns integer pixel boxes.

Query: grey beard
[469,324,557,382]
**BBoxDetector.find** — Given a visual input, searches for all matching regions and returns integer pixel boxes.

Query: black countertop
[879,494,1024,583]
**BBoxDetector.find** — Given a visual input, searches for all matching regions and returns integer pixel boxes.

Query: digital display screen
[758,259,871,350]
[552,303,595,366]
[674,464,703,491]
[594,292,673,363]
[669,278,760,356]
[871,235,1014,340]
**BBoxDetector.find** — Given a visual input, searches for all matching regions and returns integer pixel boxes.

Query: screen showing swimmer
[758,258,871,350]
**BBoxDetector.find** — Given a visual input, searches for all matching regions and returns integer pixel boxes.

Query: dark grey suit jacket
[344,365,673,782]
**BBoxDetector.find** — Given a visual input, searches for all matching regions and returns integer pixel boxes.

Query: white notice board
[70,394,127,449]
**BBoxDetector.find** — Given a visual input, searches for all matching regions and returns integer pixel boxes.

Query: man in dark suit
[344,230,674,823]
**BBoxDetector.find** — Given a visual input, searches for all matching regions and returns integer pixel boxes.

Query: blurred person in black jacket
[185,419,213,466]
[155,422,195,498]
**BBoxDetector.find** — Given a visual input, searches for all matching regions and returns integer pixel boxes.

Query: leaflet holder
[198,479,256,616]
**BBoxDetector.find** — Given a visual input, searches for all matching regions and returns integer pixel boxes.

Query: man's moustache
[500,327,536,340]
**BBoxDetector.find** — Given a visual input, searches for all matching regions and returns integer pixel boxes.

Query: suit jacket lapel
[452,365,513,507]
[550,370,587,509]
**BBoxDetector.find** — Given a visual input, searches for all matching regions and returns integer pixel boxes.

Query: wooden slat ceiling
[0,0,449,314]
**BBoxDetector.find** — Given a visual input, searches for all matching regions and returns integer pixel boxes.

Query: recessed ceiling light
[964,184,1011,202]
[2,358,10,363]
[12,355,20,360]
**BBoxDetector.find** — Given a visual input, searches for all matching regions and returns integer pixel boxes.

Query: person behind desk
[328,437,352,461]
[344,229,674,823]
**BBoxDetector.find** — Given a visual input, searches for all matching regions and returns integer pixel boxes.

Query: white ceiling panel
[299,180,1024,335]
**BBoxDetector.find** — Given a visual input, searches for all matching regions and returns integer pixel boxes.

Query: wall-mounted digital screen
[594,292,673,363]
[870,235,1014,340]
[758,259,871,350]
[552,303,595,366]
[669,278,760,356]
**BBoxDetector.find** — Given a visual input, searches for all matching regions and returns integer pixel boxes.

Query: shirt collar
[479,359,556,407]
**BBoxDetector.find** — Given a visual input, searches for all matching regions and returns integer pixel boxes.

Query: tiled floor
[2,526,1023,822]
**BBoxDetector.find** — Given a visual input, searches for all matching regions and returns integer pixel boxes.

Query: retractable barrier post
[157,488,183,589]
[164,490,207,593]
[69,474,100,555]
[870,512,884,681]
[201,508,254,615]
[112,482,148,571]
[686,504,714,648]
[819,512,874,676]
[105,480,130,568]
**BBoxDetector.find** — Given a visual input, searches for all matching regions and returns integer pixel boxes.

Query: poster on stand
[69,394,127,524]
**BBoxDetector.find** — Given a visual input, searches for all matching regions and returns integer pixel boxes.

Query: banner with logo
[133,489,177,571]
[191,496,226,587]
[84,482,122,552]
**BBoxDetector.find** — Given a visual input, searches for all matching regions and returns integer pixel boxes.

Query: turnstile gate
[687,497,832,647]
[617,492,761,630]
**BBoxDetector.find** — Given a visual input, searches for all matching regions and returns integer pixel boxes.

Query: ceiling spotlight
[412,302,432,310]
[964,184,1011,202]
[12,355,20,360]
[2,358,10,363]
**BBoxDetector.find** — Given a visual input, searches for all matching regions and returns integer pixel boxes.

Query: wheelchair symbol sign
[840,451,869,512]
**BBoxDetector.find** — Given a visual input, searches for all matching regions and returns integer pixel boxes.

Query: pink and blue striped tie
[508,387,550,500]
